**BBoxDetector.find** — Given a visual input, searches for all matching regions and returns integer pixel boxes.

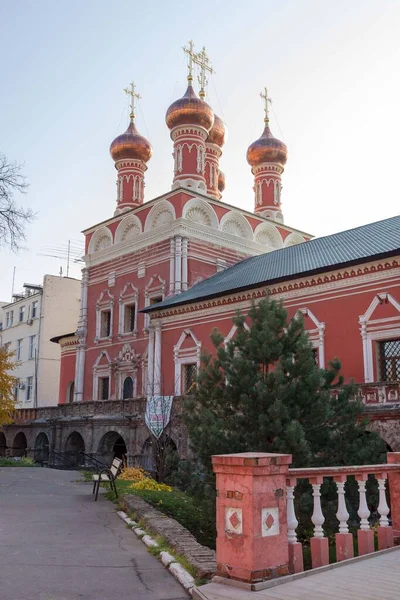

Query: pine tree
[0,346,17,427]
[184,296,387,476]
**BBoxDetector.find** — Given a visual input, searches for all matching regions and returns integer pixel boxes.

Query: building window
[150,296,163,307]
[122,376,134,399]
[10,311,14,326]
[14,381,19,400]
[6,312,10,328]
[28,335,36,360]
[19,306,25,322]
[68,381,75,403]
[17,339,22,361]
[32,301,38,319]
[99,377,109,400]
[378,339,400,382]
[26,376,33,401]
[183,363,197,394]
[312,348,319,366]
[100,310,111,338]
[124,304,136,333]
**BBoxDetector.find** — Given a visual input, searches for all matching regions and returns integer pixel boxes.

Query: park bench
[92,457,123,501]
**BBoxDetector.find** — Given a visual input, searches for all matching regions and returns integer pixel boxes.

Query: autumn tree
[0,153,34,250]
[0,346,17,427]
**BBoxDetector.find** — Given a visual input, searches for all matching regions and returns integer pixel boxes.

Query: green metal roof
[144,215,400,312]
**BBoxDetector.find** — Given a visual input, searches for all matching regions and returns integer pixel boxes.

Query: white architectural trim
[144,276,166,329]
[224,322,250,345]
[144,200,176,232]
[182,198,218,229]
[95,290,114,342]
[295,308,326,368]
[115,214,142,243]
[88,226,113,254]
[220,211,253,240]
[254,222,283,248]
[359,293,400,383]
[284,232,306,247]
[118,283,138,337]
[173,329,202,395]
[92,350,112,401]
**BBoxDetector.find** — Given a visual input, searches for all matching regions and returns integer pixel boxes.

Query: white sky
[1,0,399,299]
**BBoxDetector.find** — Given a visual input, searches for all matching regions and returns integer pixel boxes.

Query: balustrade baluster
[286,478,304,574]
[377,474,394,549]
[356,476,374,555]
[310,478,329,568]
[334,476,354,561]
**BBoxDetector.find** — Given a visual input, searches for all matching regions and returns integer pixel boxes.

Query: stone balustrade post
[356,474,374,555]
[212,452,292,586]
[309,476,329,568]
[376,474,393,550]
[286,477,304,573]
[334,475,354,561]
[387,452,400,541]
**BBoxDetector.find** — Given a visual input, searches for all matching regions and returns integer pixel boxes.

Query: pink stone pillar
[387,453,400,539]
[309,476,329,569]
[212,452,292,584]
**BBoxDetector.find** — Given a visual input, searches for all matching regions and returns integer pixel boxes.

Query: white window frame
[28,335,36,360]
[17,339,22,361]
[95,290,114,342]
[6,312,10,328]
[294,308,325,369]
[19,306,25,323]
[92,351,112,400]
[32,300,38,319]
[118,283,138,338]
[144,276,166,329]
[173,330,202,395]
[26,376,33,401]
[359,293,400,383]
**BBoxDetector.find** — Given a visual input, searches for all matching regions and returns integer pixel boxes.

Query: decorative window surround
[118,283,139,339]
[224,323,250,346]
[295,308,326,368]
[359,293,400,383]
[116,343,138,399]
[95,290,114,343]
[173,329,202,395]
[144,276,166,330]
[93,351,112,401]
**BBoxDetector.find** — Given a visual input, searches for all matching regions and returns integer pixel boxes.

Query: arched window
[122,376,134,399]
[68,381,75,404]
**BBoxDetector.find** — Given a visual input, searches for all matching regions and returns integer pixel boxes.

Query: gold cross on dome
[183,40,196,82]
[260,87,272,123]
[193,46,214,98]
[123,81,141,122]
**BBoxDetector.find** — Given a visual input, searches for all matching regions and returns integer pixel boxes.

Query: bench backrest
[110,457,123,477]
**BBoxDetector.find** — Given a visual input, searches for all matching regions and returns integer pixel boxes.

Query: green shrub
[0,457,36,467]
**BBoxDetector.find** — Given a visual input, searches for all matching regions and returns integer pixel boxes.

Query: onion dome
[247,123,287,167]
[166,82,214,132]
[110,121,152,163]
[206,113,226,147]
[218,170,225,193]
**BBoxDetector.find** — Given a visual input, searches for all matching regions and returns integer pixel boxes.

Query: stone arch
[12,432,27,457]
[145,200,176,231]
[34,432,50,464]
[88,226,113,253]
[220,211,253,240]
[182,198,218,229]
[140,435,178,480]
[367,420,400,452]
[97,431,127,465]
[115,214,142,243]
[254,222,283,248]
[0,431,6,456]
[284,232,306,247]
[65,431,85,467]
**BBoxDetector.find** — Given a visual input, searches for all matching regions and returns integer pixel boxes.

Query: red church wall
[58,341,78,404]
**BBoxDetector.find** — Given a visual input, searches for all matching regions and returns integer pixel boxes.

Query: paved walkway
[0,467,188,600]
[194,547,400,600]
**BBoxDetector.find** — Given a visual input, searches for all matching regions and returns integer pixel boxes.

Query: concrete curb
[116,509,195,596]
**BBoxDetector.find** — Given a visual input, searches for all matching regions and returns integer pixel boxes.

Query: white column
[287,484,298,544]
[377,477,390,527]
[182,238,188,291]
[311,483,325,538]
[175,236,182,293]
[147,326,155,396]
[336,480,350,534]
[154,322,162,396]
[169,238,175,294]
[75,269,88,402]
[357,480,370,530]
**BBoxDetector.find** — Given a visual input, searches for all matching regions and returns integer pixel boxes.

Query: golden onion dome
[218,170,225,193]
[247,123,287,167]
[207,113,226,147]
[110,121,152,163]
[166,82,214,132]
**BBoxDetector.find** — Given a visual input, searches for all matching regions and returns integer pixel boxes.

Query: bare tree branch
[0,153,35,251]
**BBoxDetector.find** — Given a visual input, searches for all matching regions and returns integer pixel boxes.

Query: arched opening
[98,431,127,467]
[0,432,7,456]
[122,376,134,399]
[34,432,50,465]
[64,431,85,468]
[141,435,178,481]
[67,381,75,404]
[12,432,27,457]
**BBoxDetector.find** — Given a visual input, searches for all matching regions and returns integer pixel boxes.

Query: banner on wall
[145,396,174,439]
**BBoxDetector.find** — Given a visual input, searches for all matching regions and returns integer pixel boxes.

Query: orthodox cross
[193,46,214,98]
[260,87,272,123]
[183,40,196,82]
[123,81,141,122]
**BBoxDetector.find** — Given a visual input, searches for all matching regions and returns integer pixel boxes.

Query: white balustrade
[336,480,349,534]
[286,485,298,544]
[357,480,370,530]
[377,477,390,527]
[311,483,325,538]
